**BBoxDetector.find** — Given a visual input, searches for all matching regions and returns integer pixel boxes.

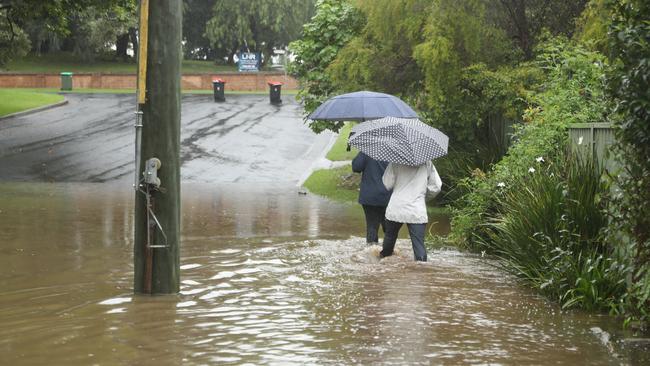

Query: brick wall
[0,72,298,91]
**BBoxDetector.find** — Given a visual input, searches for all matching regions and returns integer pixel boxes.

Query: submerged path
[0,183,628,365]
[0,94,333,184]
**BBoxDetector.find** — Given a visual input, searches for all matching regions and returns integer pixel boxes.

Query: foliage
[328,0,430,96]
[450,38,610,249]
[605,0,650,323]
[65,4,137,62]
[490,0,590,59]
[1,0,135,63]
[575,0,615,53]
[182,0,217,60]
[288,0,364,133]
[480,154,626,311]
[205,0,314,66]
[413,0,515,113]
[0,10,29,67]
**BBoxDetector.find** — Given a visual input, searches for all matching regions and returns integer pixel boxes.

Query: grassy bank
[0,89,64,117]
[0,88,299,95]
[3,53,289,74]
[326,123,358,161]
[303,165,359,202]
[303,123,359,202]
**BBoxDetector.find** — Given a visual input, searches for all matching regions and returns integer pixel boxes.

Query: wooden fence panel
[568,123,618,171]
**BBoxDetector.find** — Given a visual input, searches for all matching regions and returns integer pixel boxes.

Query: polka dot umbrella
[348,117,448,166]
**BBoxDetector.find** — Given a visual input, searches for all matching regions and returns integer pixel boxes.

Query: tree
[65,3,137,62]
[0,0,136,63]
[0,6,29,67]
[204,0,315,65]
[182,0,217,60]
[575,0,614,53]
[288,0,364,133]
[328,0,430,96]
[327,0,516,143]
[491,0,589,59]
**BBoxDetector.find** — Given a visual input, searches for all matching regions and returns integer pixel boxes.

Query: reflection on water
[0,182,637,365]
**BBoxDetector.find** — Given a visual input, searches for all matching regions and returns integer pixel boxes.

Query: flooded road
[0,182,631,365]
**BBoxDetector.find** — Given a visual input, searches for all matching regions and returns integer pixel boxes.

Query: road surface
[0,94,334,184]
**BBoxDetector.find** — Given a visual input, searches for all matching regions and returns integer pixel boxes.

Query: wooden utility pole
[134,0,182,294]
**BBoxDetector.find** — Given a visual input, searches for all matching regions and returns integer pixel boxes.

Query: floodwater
[0,182,640,365]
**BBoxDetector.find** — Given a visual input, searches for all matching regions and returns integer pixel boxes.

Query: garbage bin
[60,72,73,91]
[268,81,282,104]
[212,78,226,102]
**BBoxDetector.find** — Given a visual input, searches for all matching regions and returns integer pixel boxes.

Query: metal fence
[568,122,618,171]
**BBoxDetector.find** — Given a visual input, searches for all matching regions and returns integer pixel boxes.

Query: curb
[296,132,339,187]
[0,99,68,120]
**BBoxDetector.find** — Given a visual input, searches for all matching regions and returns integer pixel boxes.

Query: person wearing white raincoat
[379,161,442,261]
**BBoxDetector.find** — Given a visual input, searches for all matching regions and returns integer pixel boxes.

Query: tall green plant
[481,155,626,311]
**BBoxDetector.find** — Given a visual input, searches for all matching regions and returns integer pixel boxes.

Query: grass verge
[325,122,358,161]
[0,89,64,117]
[303,165,358,202]
[5,53,237,74]
[1,88,299,95]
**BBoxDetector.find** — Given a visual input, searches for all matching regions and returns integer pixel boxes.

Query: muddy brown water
[0,182,641,365]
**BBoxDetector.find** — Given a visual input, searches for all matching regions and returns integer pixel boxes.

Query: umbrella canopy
[307,91,418,121]
[348,117,448,166]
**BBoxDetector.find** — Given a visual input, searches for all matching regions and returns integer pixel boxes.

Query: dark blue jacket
[352,152,392,206]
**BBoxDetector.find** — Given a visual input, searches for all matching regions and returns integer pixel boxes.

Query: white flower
[528,167,536,173]
[497,182,506,188]
[536,156,545,163]
[578,136,584,145]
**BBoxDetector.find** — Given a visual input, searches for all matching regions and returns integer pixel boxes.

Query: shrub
[450,38,610,250]
[480,154,626,311]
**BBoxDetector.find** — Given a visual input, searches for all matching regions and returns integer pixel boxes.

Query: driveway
[0,93,334,184]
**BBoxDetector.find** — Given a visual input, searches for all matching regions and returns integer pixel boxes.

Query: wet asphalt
[0,93,334,184]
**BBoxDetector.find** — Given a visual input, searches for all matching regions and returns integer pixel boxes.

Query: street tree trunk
[116,33,129,59]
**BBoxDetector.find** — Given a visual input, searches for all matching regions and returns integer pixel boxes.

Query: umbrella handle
[347,131,355,151]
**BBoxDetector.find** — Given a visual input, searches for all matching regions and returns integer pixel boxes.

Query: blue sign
[238,52,261,72]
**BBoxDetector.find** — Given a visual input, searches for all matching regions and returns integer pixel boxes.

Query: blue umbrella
[307,91,418,121]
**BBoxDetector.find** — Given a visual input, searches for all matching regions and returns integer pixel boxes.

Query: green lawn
[0,89,64,117]
[303,165,359,202]
[326,122,359,161]
[2,88,298,95]
[5,53,238,74]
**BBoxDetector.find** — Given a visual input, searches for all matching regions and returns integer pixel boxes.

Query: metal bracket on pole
[134,109,144,190]
[138,157,168,249]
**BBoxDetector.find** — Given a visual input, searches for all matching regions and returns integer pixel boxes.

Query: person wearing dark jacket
[352,152,392,243]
